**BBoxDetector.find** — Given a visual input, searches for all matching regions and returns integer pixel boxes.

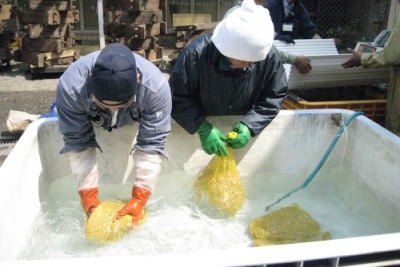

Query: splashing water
[18,166,400,260]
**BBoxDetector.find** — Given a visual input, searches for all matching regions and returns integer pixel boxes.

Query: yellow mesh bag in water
[85,200,135,243]
[193,146,245,217]
[249,203,331,246]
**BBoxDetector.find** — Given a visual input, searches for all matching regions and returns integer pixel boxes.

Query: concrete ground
[0,60,60,167]
[0,46,100,166]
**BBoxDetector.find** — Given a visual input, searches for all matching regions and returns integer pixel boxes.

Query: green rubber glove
[197,121,228,157]
[225,122,251,149]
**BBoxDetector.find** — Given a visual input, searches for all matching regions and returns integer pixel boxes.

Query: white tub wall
[34,120,70,197]
[235,111,344,176]
[0,119,45,261]
[168,111,345,177]
[0,109,382,260]
[1,109,400,264]
[2,233,400,267]
[34,120,138,186]
[344,115,400,219]
[0,118,139,260]
[32,112,347,186]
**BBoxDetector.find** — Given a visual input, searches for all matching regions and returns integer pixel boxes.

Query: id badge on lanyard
[282,23,294,32]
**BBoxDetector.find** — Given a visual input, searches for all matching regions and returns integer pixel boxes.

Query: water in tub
[18,163,400,260]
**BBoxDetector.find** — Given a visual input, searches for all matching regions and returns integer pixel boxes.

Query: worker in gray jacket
[56,43,171,226]
[169,0,288,157]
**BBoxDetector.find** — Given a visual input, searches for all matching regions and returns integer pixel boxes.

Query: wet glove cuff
[197,121,228,157]
[196,120,212,134]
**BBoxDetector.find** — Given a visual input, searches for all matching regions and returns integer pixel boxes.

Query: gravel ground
[0,46,102,133]
[0,60,60,166]
[0,46,104,166]
[0,62,58,131]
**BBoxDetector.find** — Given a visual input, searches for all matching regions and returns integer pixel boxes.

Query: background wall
[316,0,391,49]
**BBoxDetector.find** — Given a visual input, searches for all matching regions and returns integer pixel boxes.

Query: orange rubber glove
[116,186,151,226]
[79,188,100,217]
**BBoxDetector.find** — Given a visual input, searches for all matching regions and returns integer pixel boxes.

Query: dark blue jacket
[264,0,317,39]
[169,34,288,136]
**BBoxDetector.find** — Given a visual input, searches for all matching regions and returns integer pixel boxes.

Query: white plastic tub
[1,109,399,267]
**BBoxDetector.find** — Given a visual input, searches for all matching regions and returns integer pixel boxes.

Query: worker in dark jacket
[264,0,320,44]
[169,0,288,157]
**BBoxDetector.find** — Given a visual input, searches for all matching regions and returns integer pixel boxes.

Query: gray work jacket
[57,51,171,157]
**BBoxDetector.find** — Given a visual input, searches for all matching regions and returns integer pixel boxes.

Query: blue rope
[265,111,365,211]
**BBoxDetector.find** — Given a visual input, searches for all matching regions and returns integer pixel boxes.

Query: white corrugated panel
[288,54,391,90]
[273,38,340,56]
[273,39,391,90]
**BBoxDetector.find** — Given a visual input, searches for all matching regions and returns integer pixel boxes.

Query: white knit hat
[212,0,274,62]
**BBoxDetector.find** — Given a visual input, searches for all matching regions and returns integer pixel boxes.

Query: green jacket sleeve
[279,51,297,65]
[361,17,400,68]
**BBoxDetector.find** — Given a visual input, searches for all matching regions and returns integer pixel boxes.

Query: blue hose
[265,111,365,211]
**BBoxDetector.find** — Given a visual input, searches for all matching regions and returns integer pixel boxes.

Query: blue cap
[90,43,137,104]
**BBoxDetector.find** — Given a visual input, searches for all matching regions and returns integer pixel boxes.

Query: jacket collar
[218,55,253,72]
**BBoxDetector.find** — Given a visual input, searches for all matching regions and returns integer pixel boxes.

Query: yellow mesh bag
[249,203,331,246]
[194,146,245,217]
[85,200,134,243]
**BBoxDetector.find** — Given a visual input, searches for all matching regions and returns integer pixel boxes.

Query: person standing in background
[342,0,400,137]
[264,0,321,44]
[225,0,312,74]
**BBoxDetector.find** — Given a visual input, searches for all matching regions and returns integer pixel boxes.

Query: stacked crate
[105,0,165,63]
[0,2,15,67]
[169,21,218,64]
[16,0,80,76]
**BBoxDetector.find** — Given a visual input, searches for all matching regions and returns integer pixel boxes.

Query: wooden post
[97,0,105,49]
